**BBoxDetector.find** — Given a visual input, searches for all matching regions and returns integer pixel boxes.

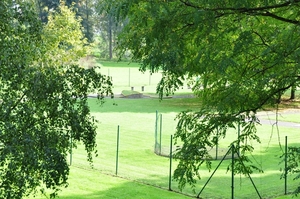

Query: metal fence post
[169,135,173,191]
[159,114,162,155]
[128,68,130,87]
[285,136,288,195]
[215,127,219,160]
[154,110,158,153]
[70,132,72,166]
[116,125,120,176]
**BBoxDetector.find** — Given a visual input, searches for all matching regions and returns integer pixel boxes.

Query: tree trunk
[290,85,296,100]
[108,15,113,60]
[86,0,90,42]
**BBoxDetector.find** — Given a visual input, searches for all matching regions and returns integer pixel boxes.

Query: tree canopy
[0,0,112,198]
[102,0,300,193]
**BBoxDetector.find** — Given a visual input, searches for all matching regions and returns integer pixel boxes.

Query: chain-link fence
[70,110,300,198]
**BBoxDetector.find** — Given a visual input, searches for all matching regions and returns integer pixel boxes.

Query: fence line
[70,111,300,198]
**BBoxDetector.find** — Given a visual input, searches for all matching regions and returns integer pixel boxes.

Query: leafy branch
[179,0,300,25]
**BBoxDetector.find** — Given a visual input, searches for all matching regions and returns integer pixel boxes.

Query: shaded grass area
[277,100,300,110]
[282,89,300,99]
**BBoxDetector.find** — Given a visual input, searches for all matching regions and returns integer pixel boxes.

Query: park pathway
[258,110,300,128]
[259,119,300,128]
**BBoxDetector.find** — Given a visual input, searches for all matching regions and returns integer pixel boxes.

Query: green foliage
[35,0,95,42]
[173,110,262,191]
[103,0,300,194]
[41,1,89,66]
[0,0,112,198]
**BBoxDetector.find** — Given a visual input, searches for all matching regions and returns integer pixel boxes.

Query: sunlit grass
[90,97,202,113]
[28,61,300,199]
[29,166,192,199]
[28,101,300,199]
[98,60,141,68]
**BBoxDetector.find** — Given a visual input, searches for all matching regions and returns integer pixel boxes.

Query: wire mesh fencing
[70,110,300,198]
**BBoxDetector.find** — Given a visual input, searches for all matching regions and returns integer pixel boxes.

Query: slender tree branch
[252,31,270,47]
[238,84,291,114]
[179,0,300,25]
[9,92,27,113]
[259,11,300,25]
[180,0,300,12]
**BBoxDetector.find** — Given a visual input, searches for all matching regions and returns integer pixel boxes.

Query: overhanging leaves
[0,1,113,198]
[102,0,300,193]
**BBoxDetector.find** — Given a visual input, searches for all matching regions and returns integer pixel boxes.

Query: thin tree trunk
[86,0,89,42]
[108,15,113,60]
[290,85,296,100]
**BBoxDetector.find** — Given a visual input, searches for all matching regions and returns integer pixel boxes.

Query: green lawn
[28,61,300,199]
[31,166,191,199]
[96,60,192,96]
[29,97,299,199]
[90,97,202,113]
[98,60,141,68]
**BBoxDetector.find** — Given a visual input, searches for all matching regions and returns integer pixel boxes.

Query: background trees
[79,0,95,43]
[41,1,89,66]
[35,0,95,42]
[0,0,112,198]
[95,2,126,60]
[34,0,127,60]
[101,0,300,192]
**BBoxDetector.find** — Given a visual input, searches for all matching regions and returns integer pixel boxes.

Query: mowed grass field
[28,61,300,199]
